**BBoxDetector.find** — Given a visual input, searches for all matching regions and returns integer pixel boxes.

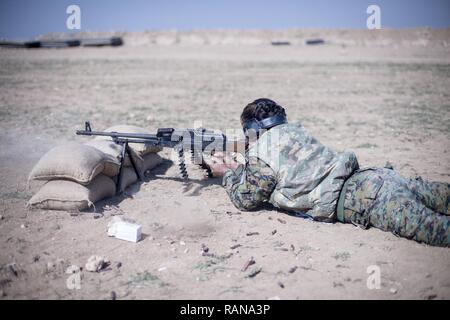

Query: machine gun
[76,122,245,193]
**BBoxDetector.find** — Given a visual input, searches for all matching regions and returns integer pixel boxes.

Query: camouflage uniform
[223,158,277,211]
[223,123,450,247]
[338,168,449,247]
[224,123,359,221]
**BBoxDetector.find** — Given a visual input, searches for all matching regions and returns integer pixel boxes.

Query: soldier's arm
[222,158,277,211]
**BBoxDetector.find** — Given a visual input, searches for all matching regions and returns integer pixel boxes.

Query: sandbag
[142,153,163,172]
[115,149,163,178]
[84,140,143,168]
[29,143,120,185]
[115,153,163,190]
[28,175,116,211]
[95,125,163,156]
[116,167,138,191]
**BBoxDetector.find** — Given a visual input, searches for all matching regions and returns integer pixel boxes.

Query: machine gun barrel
[76,122,245,154]
[76,122,246,191]
[76,130,159,141]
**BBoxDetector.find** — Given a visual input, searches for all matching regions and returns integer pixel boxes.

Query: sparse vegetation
[128,271,169,288]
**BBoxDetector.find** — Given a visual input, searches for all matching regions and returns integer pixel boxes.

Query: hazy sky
[1,0,449,40]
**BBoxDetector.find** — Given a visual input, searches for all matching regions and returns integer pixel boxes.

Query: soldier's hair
[240,98,287,126]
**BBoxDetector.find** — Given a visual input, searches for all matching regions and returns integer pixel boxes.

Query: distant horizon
[45,26,450,32]
[30,26,450,37]
[1,0,449,40]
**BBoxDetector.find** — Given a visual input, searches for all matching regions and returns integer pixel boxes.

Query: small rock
[7,264,18,277]
[179,241,186,246]
[20,224,26,229]
[184,248,189,254]
[247,267,262,278]
[32,255,40,263]
[288,266,298,273]
[271,230,277,235]
[201,244,209,253]
[278,281,285,288]
[65,265,81,274]
[390,288,398,294]
[384,161,394,170]
[85,256,109,272]
[110,291,117,300]
[47,262,56,270]
[158,267,167,272]
[427,294,437,300]
[241,257,256,272]
[0,215,4,220]
[116,262,122,269]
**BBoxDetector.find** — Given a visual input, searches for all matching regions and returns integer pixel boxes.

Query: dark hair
[240,98,287,126]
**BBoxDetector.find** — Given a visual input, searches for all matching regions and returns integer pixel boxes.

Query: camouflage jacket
[223,123,359,222]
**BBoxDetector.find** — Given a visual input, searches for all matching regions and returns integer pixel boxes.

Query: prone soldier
[206,98,450,247]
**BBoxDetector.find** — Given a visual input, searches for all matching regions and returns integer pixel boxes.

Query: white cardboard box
[107,217,142,243]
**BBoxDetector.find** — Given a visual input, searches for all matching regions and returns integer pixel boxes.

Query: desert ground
[0,29,449,300]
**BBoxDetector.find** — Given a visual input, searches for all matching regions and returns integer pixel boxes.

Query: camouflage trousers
[337,168,450,247]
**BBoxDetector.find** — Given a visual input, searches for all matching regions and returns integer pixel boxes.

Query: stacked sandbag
[85,125,163,190]
[28,143,121,211]
[28,143,120,184]
[27,125,164,211]
[28,175,116,211]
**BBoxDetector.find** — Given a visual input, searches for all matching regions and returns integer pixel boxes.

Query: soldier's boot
[407,177,450,215]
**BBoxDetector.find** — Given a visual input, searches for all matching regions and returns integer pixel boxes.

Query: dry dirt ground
[0,29,449,300]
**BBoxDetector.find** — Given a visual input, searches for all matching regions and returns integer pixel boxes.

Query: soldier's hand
[204,152,240,177]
